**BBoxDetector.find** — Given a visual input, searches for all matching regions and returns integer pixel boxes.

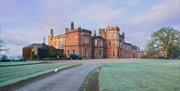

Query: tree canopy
[0,39,8,53]
[0,39,9,60]
[146,27,180,59]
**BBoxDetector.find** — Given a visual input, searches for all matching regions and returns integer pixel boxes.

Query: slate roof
[24,43,50,49]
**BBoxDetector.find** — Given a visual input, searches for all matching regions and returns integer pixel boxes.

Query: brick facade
[48,22,144,59]
[93,36,104,59]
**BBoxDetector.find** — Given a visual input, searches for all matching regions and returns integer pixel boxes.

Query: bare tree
[0,39,9,60]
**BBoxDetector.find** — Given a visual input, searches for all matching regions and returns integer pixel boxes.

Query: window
[85,48,87,58]
[113,50,115,56]
[84,37,89,44]
[99,50,101,56]
[109,33,111,38]
[99,40,103,46]
[118,50,120,56]
[67,50,69,55]
[119,42,121,47]
[95,39,98,46]
[59,41,64,49]
[109,41,111,46]
[96,50,102,56]
[73,49,75,54]
[55,41,58,47]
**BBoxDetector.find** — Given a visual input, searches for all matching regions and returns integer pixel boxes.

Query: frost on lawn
[99,60,180,91]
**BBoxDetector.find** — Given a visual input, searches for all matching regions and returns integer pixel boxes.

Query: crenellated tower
[106,26,121,58]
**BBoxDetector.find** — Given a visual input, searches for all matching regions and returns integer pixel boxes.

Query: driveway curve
[13,59,138,91]
[13,63,103,91]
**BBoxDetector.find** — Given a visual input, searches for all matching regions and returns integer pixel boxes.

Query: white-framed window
[95,39,98,46]
[84,37,89,44]
[99,40,103,46]
[59,41,64,49]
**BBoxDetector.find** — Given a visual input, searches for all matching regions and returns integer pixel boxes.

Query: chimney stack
[71,22,74,30]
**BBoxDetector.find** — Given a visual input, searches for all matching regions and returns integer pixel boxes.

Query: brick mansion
[23,22,144,60]
[49,22,143,59]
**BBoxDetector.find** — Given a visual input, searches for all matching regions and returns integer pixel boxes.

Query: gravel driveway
[13,59,139,91]
[13,62,103,91]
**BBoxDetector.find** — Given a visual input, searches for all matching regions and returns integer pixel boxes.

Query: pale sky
[0,0,180,57]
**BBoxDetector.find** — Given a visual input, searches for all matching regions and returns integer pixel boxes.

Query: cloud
[42,0,78,8]
[115,0,141,6]
[124,0,180,50]
[124,31,151,49]
[73,1,124,27]
[128,0,141,5]
[1,26,49,56]
[1,0,179,57]
[40,0,80,34]
[40,0,125,31]
[129,0,180,28]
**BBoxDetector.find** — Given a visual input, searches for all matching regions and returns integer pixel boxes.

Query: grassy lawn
[99,60,180,91]
[0,63,78,87]
[0,61,43,66]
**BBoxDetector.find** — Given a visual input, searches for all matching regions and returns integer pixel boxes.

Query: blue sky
[0,0,180,57]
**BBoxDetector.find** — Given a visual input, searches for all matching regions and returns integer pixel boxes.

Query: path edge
[0,64,81,91]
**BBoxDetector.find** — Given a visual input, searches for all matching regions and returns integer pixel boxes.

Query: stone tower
[48,28,54,46]
[106,26,121,58]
